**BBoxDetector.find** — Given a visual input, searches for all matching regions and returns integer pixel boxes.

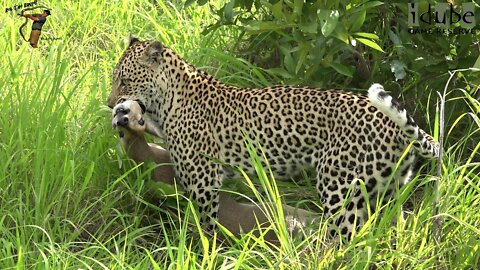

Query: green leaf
[332,24,349,43]
[201,23,221,35]
[473,54,480,69]
[351,1,384,13]
[354,32,379,40]
[318,9,339,37]
[184,0,195,8]
[349,9,366,32]
[284,52,296,74]
[242,0,254,10]
[356,38,384,52]
[224,0,236,22]
[293,0,303,16]
[145,250,162,270]
[245,21,294,32]
[197,0,208,6]
[330,62,354,77]
[271,0,283,20]
[388,30,405,55]
[295,42,310,74]
[268,68,294,79]
[299,18,318,34]
[388,30,401,46]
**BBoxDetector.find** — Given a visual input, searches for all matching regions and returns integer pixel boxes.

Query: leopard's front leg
[168,130,223,231]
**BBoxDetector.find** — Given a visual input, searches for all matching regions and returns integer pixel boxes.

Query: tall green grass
[0,0,479,268]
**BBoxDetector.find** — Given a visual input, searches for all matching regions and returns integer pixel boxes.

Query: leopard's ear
[140,41,163,67]
[128,34,140,47]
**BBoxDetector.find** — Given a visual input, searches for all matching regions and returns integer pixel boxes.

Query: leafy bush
[198,0,385,87]
[194,0,479,146]
[198,0,478,87]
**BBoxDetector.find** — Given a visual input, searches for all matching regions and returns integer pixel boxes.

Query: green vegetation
[0,0,479,268]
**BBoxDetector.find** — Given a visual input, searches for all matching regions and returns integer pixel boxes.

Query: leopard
[111,99,318,242]
[107,35,439,239]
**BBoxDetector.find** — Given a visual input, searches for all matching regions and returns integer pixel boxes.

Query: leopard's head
[107,35,172,110]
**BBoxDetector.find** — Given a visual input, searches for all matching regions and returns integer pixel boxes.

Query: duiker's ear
[135,99,146,114]
[144,119,163,138]
[139,41,163,67]
[128,34,140,47]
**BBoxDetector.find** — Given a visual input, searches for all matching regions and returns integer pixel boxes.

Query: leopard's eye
[119,79,131,95]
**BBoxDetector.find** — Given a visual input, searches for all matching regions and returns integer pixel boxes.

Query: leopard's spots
[108,37,438,239]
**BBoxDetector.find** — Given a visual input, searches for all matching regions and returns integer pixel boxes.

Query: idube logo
[407,2,477,35]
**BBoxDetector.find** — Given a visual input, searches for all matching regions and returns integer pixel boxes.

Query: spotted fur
[368,84,439,158]
[107,36,439,239]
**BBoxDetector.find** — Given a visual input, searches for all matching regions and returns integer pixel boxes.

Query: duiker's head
[112,100,160,138]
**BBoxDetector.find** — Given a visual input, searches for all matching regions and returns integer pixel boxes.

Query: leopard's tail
[367,83,439,159]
